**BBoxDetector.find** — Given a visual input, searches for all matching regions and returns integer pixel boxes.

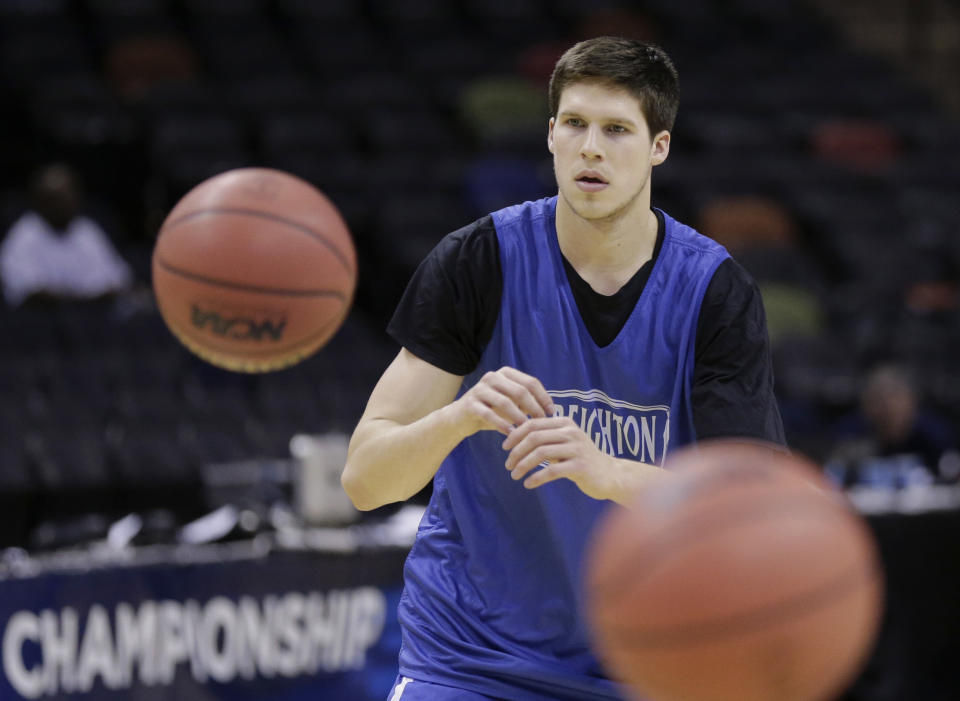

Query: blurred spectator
[0,163,132,306]
[811,119,902,173]
[105,34,199,101]
[697,195,827,345]
[826,364,958,487]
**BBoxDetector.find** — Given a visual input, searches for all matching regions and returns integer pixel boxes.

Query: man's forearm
[342,403,472,511]
[605,457,668,506]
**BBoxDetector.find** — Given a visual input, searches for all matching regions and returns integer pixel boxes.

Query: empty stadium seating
[0,0,956,552]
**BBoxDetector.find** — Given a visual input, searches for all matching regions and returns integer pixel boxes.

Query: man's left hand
[501,416,620,501]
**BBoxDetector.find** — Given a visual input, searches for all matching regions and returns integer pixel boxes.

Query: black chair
[0,24,94,89]
[317,72,429,119]
[400,36,511,109]
[896,185,960,226]
[177,417,257,469]
[180,0,265,18]
[362,109,464,156]
[109,425,205,518]
[53,301,118,352]
[0,0,69,18]
[276,0,364,22]
[0,374,31,437]
[30,74,141,198]
[0,307,62,355]
[256,376,328,428]
[369,0,464,42]
[182,366,256,425]
[86,0,171,18]
[288,23,389,78]
[150,112,247,158]
[0,435,31,492]
[114,385,184,431]
[773,334,861,411]
[367,152,468,199]
[122,345,185,390]
[893,153,960,190]
[195,24,298,80]
[148,112,253,202]
[886,110,960,155]
[26,427,118,521]
[258,111,357,162]
[373,193,471,273]
[460,0,560,45]
[137,80,230,123]
[676,111,784,154]
[0,436,35,547]
[229,74,326,121]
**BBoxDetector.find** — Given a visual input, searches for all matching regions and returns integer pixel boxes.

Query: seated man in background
[828,363,958,487]
[0,163,132,307]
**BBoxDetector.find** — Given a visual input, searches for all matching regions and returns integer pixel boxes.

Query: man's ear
[547,117,556,154]
[650,130,671,166]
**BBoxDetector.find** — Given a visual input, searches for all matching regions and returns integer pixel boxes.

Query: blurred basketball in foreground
[152,168,356,372]
[586,441,883,701]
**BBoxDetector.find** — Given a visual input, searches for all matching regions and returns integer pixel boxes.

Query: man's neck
[555,194,659,296]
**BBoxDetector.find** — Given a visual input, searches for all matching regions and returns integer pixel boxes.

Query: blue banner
[0,545,406,700]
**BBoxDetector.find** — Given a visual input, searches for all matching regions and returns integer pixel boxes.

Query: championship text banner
[0,546,406,700]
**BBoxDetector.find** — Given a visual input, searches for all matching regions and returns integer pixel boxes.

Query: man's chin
[560,182,649,227]
[567,196,619,222]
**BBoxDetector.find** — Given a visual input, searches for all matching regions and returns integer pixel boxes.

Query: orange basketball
[151,168,356,372]
[586,441,883,701]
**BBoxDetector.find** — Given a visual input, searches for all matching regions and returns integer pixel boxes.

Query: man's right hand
[452,367,556,436]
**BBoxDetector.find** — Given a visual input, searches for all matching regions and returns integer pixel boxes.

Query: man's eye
[567,118,584,127]
[607,124,627,134]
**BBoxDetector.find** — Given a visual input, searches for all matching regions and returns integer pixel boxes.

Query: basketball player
[343,37,785,700]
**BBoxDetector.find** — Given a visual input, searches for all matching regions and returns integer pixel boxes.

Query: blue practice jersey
[397,197,729,700]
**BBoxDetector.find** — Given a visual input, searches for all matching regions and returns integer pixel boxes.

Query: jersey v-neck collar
[557,209,666,348]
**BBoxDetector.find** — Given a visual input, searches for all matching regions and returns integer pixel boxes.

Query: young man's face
[548,81,670,224]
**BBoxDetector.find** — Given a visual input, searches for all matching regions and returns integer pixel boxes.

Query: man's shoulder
[656,209,732,293]
[2,211,52,250]
[6,210,44,234]
[490,196,557,231]
[432,213,498,263]
[659,209,727,256]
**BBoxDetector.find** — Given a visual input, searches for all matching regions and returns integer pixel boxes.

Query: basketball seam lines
[590,496,853,601]
[155,257,349,299]
[162,305,347,360]
[603,565,877,649]
[160,207,355,274]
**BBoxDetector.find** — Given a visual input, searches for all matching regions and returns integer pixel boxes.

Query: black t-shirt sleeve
[386,215,501,375]
[693,258,786,445]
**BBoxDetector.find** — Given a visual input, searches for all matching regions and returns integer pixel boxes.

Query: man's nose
[581,126,603,159]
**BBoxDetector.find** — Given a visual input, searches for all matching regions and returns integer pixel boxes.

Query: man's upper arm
[693,259,786,445]
[386,215,502,376]
[359,348,465,428]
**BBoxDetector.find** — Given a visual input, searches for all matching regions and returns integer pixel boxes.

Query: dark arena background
[0,1,958,699]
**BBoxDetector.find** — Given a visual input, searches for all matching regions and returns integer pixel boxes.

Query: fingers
[503,418,576,480]
[496,367,556,418]
[502,416,560,454]
[472,382,531,427]
[522,464,565,490]
[465,368,555,434]
[498,413,613,498]
[502,415,576,452]
[470,401,516,435]
[511,445,573,483]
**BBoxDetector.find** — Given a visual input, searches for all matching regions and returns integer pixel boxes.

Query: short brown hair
[548,36,680,135]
